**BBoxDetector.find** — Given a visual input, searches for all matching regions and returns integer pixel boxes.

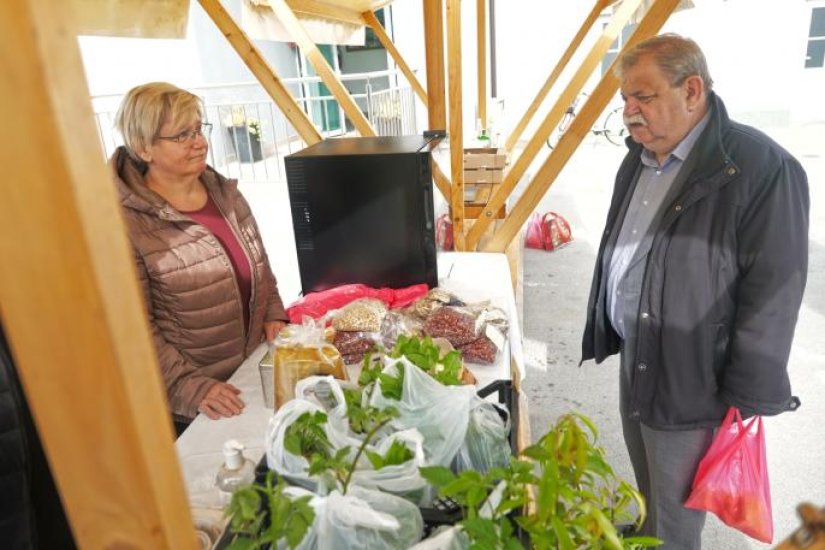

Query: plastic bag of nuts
[333,331,379,356]
[458,335,499,364]
[423,306,481,347]
[332,298,388,332]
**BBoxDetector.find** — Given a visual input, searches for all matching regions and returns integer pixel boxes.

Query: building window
[806,7,825,68]
[602,22,638,75]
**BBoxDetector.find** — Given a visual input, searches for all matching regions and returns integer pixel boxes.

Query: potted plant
[224,106,263,163]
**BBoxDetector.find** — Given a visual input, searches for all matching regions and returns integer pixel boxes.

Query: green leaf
[366,439,414,469]
[419,465,456,488]
[378,363,404,400]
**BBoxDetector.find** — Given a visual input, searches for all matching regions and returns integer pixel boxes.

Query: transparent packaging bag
[274,319,348,408]
[452,400,511,474]
[288,485,424,550]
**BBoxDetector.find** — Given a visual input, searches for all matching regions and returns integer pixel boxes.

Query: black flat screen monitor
[285,136,439,294]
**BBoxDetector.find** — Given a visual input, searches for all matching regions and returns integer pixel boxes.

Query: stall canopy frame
[0,0,683,547]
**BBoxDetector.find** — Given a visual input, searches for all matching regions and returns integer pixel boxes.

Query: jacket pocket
[710,322,729,385]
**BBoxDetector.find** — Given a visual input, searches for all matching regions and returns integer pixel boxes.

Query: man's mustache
[623,113,648,126]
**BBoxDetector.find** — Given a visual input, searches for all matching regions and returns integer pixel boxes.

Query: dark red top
[182,194,252,330]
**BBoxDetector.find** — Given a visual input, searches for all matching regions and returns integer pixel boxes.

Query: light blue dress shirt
[606,112,711,338]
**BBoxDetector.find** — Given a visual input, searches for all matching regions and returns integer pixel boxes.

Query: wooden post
[466,0,644,250]
[0,1,196,548]
[504,0,611,151]
[423,0,447,130]
[197,0,322,145]
[362,10,428,105]
[483,0,683,252]
[446,0,466,251]
[476,0,487,131]
[267,0,377,137]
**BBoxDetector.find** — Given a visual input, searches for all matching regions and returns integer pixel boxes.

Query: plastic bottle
[216,439,255,494]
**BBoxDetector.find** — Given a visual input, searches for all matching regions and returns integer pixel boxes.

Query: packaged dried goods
[422,306,480,347]
[274,320,348,408]
[332,298,388,332]
[410,288,464,319]
[380,311,424,349]
[458,335,499,364]
[333,331,379,356]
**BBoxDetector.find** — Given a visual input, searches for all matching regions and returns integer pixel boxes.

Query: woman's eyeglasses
[156,122,213,144]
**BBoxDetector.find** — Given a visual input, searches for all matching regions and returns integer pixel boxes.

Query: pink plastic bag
[286,283,429,324]
[525,211,572,251]
[685,407,773,543]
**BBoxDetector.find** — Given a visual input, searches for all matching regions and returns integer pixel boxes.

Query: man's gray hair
[615,33,713,91]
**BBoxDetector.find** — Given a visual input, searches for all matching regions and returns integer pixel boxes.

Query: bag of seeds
[332,298,388,332]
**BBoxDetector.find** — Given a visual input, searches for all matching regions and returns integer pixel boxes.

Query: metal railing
[92,70,418,182]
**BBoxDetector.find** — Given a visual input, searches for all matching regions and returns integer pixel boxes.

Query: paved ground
[520,122,825,548]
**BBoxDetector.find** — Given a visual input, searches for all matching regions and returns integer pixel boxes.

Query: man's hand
[198,382,245,419]
[264,320,287,343]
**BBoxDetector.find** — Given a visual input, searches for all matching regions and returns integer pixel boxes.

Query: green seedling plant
[422,412,661,550]
[389,334,464,386]
[225,471,314,550]
[284,407,404,494]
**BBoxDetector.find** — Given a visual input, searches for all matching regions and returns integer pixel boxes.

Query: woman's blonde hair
[115,82,203,159]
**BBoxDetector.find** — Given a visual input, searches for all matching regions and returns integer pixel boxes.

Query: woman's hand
[198,382,245,419]
[264,320,287,343]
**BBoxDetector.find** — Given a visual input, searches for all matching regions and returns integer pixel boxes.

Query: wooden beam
[0,1,196,548]
[287,0,363,25]
[267,0,377,137]
[476,0,487,130]
[362,10,428,105]
[446,0,465,250]
[423,0,447,130]
[197,0,322,144]
[504,0,611,151]
[431,161,452,201]
[466,0,644,250]
[483,0,683,252]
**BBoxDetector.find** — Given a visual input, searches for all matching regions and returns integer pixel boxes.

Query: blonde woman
[112,82,287,434]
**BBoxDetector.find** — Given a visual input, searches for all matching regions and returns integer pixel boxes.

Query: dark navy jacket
[582,93,808,429]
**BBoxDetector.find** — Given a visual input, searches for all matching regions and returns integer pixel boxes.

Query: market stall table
[175,251,525,531]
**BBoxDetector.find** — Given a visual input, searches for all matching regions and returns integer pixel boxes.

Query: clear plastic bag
[274,319,348,408]
[294,485,423,550]
[453,401,511,474]
[332,298,388,332]
[349,428,429,504]
[380,311,424,350]
[368,356,477,467]
[423,306,481,347]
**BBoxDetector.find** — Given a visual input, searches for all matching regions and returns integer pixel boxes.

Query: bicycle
[546,92,627,149]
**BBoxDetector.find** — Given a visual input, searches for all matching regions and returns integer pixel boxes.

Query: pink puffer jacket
[112,147,286,420]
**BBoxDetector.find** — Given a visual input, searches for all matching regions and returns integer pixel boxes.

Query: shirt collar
[640,110,711,170]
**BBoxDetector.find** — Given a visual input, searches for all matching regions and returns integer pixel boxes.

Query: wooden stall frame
[1,1,688,544]
[464,0,646,250]
[0,0,197,547]
[197,0,324,145]
[483,0,684,252]
[504,0,614,152]
[268,0,378,137]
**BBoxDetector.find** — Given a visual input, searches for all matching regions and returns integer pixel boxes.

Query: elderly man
[582,34,808,548]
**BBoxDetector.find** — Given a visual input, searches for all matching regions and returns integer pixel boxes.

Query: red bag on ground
[436,213,454,251]
[525,211,572,251]
[685,407,773,543]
